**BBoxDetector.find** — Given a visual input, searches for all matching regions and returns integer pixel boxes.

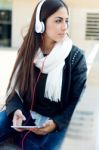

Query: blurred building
[0,0,99,50]
[0,0,12,47]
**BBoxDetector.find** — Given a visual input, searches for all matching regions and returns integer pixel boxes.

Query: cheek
[47,23,59,31]
[45,24,58,38]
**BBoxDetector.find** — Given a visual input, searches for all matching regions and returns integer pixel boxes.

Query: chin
[56,37,65,42]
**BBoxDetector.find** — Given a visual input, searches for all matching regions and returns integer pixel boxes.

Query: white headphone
[35,0,46,33]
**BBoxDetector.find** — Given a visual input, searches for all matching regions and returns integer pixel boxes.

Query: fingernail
[23,117,26,120]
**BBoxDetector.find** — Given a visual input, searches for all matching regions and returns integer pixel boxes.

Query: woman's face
[44,7,69,43]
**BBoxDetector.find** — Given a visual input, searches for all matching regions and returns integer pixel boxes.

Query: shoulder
[66,45,84,62]
[70,45,86,67]
[65,45,87,72]
[71,45,85,59]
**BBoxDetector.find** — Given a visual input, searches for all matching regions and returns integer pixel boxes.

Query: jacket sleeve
[52,49,87,130]
[6,92,24,117]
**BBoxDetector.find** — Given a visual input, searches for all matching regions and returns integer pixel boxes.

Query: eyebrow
[55,17,69,20]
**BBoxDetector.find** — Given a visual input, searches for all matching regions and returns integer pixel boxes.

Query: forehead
[49,7,69,19]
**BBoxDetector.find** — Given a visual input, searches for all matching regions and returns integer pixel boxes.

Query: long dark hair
[6,0,69,103]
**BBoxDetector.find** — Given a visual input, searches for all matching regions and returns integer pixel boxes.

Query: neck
[41,35,56,55]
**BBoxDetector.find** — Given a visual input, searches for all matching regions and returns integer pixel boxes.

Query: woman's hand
[12,109,26,132]
[29,120,57,135]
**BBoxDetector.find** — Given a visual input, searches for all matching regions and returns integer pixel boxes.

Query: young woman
[0,0,87,149]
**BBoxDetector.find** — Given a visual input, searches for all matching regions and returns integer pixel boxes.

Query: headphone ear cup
[35,0,46,33]
[35,21,45,33]
[40,22,45,33]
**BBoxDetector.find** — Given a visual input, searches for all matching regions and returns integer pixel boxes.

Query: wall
[65,0,99,51]
[12,0,37,48]
[66,0,99,8]
[69,8,99,51]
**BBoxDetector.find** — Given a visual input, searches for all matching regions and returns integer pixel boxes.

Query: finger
[20,114,26,121]
[17,111,26,121]
[43,121,51,127]
[13,117,22,126]
[12,116,18,126]
[13,111,26,126]
[31,126,49,135]
[14,128,25,132]
[30,129,47,135]
[15,110,26,121]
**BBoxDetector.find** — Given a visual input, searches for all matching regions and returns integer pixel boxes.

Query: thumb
[21,114,26,121]
[20,112,26,121]
[15,109,26,121]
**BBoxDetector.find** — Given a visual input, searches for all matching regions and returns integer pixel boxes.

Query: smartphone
[11,125,41,129]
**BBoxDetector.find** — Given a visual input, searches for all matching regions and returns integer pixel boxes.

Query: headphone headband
[35,0,46,33]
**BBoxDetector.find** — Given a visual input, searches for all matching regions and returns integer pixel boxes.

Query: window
[85,13,99,40]
[0,0,12,47]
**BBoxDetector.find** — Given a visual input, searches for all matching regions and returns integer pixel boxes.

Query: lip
[58,33,66,36]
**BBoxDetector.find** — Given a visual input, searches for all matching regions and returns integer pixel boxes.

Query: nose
[61,21,68,31]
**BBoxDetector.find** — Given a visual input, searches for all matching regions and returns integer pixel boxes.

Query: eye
[65,20,69,23]
[55,19,62,23]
